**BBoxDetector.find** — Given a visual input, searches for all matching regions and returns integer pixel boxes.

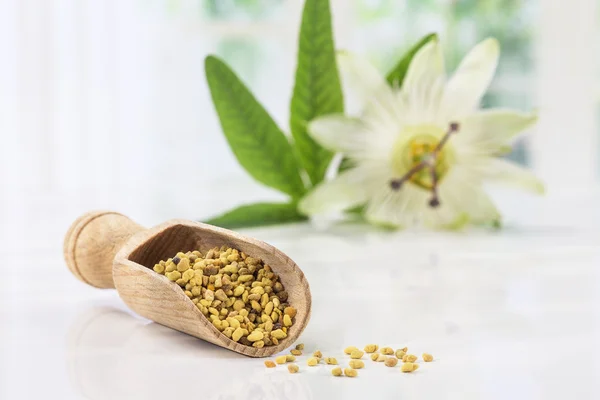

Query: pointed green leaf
[204,202,307,229]
[205,55,306,198]
[386,33,438,86]
[290,0,344,186]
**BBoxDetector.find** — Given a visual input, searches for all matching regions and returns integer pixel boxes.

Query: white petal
[360,87,405,149]
[337,51,387,114]
[439,168,500,223]
[307,115,366,154]
[442,38,499,118]
[298,168,369,216]
[402,39,445,98]
[421,183,467,229]
[470,157,545,194]
[454,109,538,156]
[364,184,428,228]
[401,39,446,124]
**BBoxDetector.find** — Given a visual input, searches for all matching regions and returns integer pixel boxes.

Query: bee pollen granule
[364,344,378,353]
[401,363,415,373]
[384,357,398,367]
[275,355,287,364]
[288,364,299,374]
[350,350,364,359]
[307,357,320,366]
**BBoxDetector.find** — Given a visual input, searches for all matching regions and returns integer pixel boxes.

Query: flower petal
[402,39,445,97]
[455,109,538,156]
[440,168,501,223]
[401,39,446,123]
[420,165,500,228]
[364,184,428,228]
[298,168,369,216]
[442,38,499,119]
[307,115,366,154]
[337,51,387,114]
[471,157,545,194]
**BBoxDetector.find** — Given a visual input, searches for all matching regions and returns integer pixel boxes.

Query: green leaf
[290,0,344,186]
[386,33,438,86]
[205,55,306,199]
[204,202,307,229]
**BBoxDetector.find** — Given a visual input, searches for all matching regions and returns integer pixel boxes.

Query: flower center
[390,122,460,207]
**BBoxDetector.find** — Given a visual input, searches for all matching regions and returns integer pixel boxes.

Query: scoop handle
[64,211,145,289]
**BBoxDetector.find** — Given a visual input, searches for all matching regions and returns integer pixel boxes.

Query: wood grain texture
[64,212,312,358]
[63,211,144,289]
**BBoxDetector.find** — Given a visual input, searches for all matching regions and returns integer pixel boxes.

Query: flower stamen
[428,164,440,208]
[390,122,460,208]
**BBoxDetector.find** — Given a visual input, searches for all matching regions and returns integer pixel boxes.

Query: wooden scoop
[63,211,311,357]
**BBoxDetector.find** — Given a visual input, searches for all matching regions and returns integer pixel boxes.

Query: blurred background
[0,0,598,251]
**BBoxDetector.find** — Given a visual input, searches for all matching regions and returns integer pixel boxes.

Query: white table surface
[2,188,600,400]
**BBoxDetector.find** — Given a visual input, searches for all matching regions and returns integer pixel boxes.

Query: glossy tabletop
[1,189,600,400]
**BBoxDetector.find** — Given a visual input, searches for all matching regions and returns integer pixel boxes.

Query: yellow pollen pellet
[344,346,358,355]
[153,264,165,273]
[412,363,419,371]
[401,362,415,373]
[364,344,378,353]
[331,367,343,376]
[403,354,417,363]
[395,350,406,359]
[176,258,190,272]
[344,368,358,377]
[376,354,386,362]
[423,353,434,362]
[233,286,245,297]
[286,355,296,362]
[287,364,299,374]
[370,353,379,361]
[313,350,322,358]
[350,350,364,359]
[166,271,181,282]
[232,327,244,342]
[291,349,302,356]
[380,347,394,355]
[264,360,276,368]
[400,347,408,353]
[349,360,364,369]
[385,357,398,367]
[271,329,287,339]
[295,343,304,350]
[325,357,338,365]
[284,306,297,318]
[275,356,287,365]
[307,357,319,366]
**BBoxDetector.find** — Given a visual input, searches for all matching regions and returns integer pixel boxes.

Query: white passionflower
[299,38,544,229]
